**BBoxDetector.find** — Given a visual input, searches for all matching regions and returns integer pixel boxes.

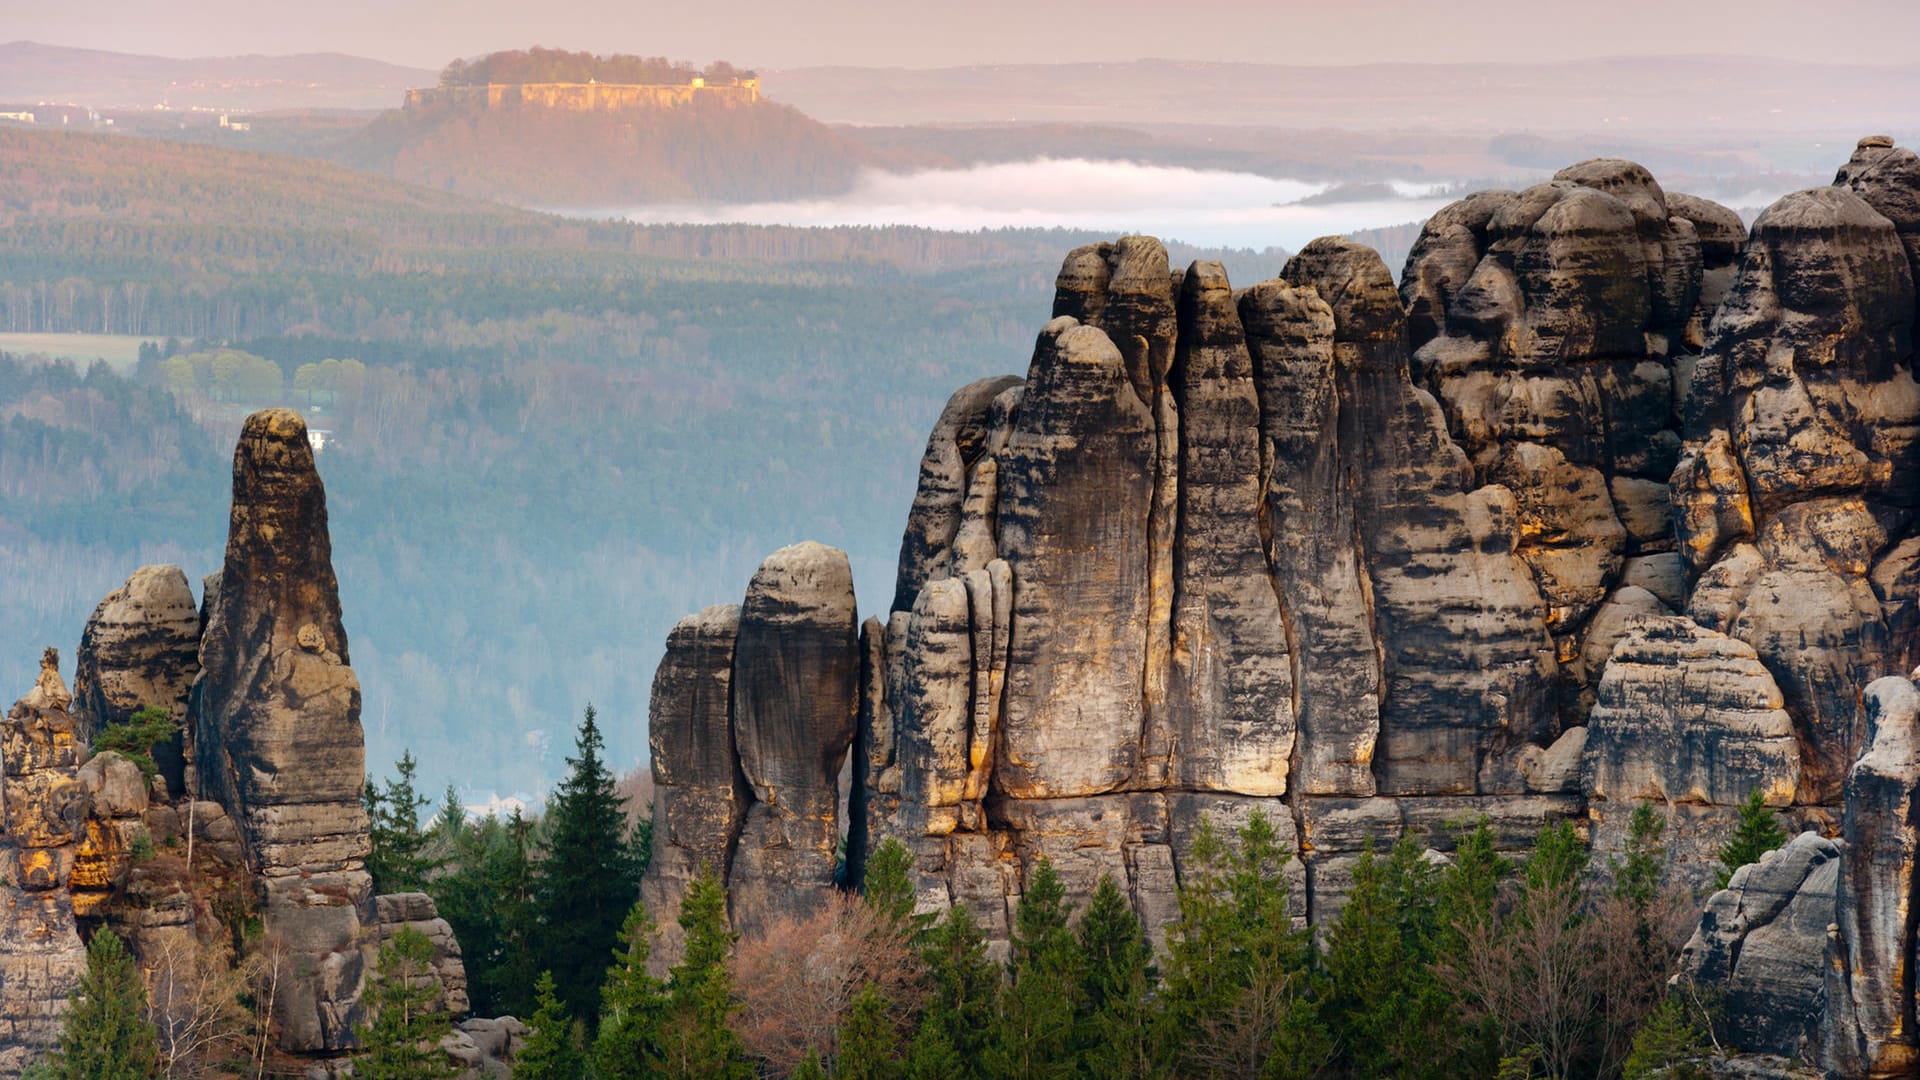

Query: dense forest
[0,125,1289,799]
[354,718,1763,1080]
[439,48,754,87]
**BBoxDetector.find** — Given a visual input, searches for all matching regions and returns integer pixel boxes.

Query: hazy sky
[13,0,1920,70]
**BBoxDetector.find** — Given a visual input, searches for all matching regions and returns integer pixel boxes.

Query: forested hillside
[0,126,1289,798]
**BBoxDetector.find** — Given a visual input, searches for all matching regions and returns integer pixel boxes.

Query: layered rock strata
[188,408,374,1054]
[0,409,480,1076]
[647,141,1920,983]
[69,565,201,795]
[0,654,89,1077]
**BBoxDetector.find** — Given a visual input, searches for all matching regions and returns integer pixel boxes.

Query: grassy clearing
[0,332,158,370]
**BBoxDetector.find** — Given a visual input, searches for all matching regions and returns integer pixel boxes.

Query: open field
[0,332,157,370]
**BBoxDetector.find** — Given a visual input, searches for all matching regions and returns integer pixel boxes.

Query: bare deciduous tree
[729,892,921,1077]
[144,933,252,1079]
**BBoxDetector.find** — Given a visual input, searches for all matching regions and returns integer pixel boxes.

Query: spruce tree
[435,784,466,844]
[1073,874,1155,1078]
[42,928,159,1080]
[861,837,923,937]
[834,983,904,1080]
[354,926,458,1080]
[1158,812,1327,1079]
[906,901,997,1080]
[592,900,671,1080]
[1622,995,1710,1080]
[1434,818,1512,1073]
[661,865,750,1079]
[1322,834,1454,1080]
[515,972,587,1080]
[1612,801,1667,911]
[1715,788,1788,889]
[367,750,433,893]
[537,705,637,1025]
[986,858,1080,1080]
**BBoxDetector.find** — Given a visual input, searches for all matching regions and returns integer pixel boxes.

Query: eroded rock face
[1823,674,1920,1077]
[0,652,88,1078]
[638,603,743,971]
[1403,164,1736,727]
[375,892,470,1018]
[725,543,859,940]
[1675,169,1920,803]
[70,565,201,796]
[651,145,1920,1003]
[1584,617,1800,807]
[1679,832,1838,1060]
[1290,237,1555,795]
[187,409,372,1054]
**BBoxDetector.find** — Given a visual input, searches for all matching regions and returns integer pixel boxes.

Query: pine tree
[661,865,750,1079]
[1158,812,1327,1080]
[906,901,998,1080]
[367,750,433,893]
[1321,834,1453,1080]
[986,858,1081,1080]
[42,928,159,1080]
[537,705,637,1025]
[792,1050,829,1080]
[1622,995,1710,1080]
[435,784,466,844]
[834,983,903,1080]
[514,972,587,1080]
[1073,874,1155,1078]
[1715,788,1788,890]
[592,900,671,1080]
[354,926,458,1080]
[861,837,923,937]
[1434,818,1512,1073]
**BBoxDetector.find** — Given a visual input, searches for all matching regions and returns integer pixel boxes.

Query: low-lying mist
[602,158,1460,253]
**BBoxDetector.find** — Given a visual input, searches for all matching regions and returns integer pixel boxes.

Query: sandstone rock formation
[69,565,200,795]
[188,408,374,1055]
[644,142,1920,1012]
[0,409,485,1077]
[0,653,88,1077]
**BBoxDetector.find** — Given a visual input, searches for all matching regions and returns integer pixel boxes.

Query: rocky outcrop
[1675,167,1920,804]
[188,408,373,1054]
[640,141,1920,970]
[1403,164,1737,729]
[0,653,89,1078]
[375,892,470,1018]
[634,544,860,956]
[1679,831,1838,1060]
[69,566,200,795]
[727,542,859,941]
[640,603,743,970]
[1292,237,1555,795]
[1822,674,1920,1077]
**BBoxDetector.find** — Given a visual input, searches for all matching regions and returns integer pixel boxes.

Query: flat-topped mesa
[187,407,373,1053]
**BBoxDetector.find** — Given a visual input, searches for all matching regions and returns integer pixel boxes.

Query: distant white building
[0,111,34,124]
[307,429,333,455]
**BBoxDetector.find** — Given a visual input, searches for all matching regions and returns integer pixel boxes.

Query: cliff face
[0,409,470,1076]
[641,138,1920,1071]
